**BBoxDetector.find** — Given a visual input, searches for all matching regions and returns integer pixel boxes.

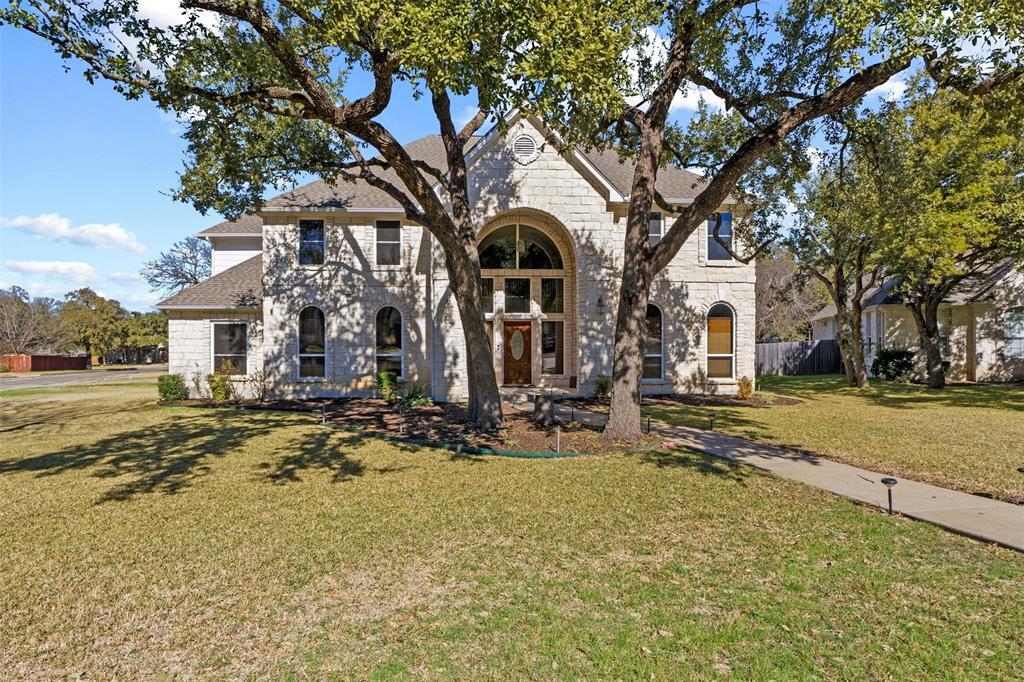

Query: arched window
[643,304,663,380]
[298,306,326,378]
[707,303,734,378]
[479,224,563,270]
[1005,307,1024,358]
[376,306,403,378]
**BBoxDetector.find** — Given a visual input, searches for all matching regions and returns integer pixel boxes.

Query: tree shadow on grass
[257,426,421,484]
[634,449,753,484]
[0,409,315,502]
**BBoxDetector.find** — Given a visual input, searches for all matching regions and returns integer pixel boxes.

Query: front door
[503,322,532,385]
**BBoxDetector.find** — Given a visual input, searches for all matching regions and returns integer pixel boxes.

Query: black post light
[881,477,898,515]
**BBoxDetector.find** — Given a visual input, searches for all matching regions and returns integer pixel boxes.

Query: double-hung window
[707,212,733,261]
[212,322,247,374]
[299,220,325,266]
[376,220,402,266]
[375,306,403,377]
[298,306,326,378]
[1004,307,1024,358]
[649,212,663,247]
[707,304,734,378]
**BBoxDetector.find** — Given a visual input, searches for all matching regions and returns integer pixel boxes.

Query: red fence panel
[0,354,88,372]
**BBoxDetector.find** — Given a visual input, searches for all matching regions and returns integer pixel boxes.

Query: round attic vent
[511,134,539,164]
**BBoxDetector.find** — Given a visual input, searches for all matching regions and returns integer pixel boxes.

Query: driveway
[0,365,166,390]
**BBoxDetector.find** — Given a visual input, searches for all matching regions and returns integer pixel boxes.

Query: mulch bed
[167,397,662,455]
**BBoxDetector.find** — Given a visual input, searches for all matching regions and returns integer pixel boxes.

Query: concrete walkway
[545,402,1024,552]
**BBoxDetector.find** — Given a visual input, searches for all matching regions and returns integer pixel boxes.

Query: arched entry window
[298,306,326,378]
[643,304,663,380]
[479,224,563,269]
[707,303,734,378]
[376,306,403,378]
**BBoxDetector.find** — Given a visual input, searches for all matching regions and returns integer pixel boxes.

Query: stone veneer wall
[167,308,264,398]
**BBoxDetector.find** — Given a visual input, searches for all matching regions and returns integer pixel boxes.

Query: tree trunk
[847,301,870,388]
[604,179,655,441]
[907,301,946,389]
[443,242,504,430]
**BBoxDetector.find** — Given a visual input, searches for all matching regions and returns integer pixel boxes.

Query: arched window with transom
[376,306,403,378]
[298,306,326,378]
[707,303,735,378]
[643,304,663,380]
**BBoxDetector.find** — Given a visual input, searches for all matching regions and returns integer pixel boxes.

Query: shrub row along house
[810,262,1024,382]
[157,115,755,399]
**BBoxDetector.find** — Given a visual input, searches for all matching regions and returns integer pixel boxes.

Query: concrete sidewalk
[547,402,1024,552]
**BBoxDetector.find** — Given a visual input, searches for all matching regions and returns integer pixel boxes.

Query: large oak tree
[526,0,1023,438]
[1,0,641,428]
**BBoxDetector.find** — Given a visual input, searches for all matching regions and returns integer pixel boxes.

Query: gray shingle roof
[582,146,710,200]
[156,254,262,309]
[195,133,714,237]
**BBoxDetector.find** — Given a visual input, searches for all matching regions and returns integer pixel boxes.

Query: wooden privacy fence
[0,354,89,372]
[756,339,842,376]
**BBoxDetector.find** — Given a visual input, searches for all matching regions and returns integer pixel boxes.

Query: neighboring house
[810,261,1024,382]
[156,114,756,399]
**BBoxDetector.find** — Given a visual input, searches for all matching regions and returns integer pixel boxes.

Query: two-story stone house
[157,114,755,399]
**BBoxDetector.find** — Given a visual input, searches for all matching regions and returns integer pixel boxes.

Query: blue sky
[1,8,908,311]
[0,22,476,311]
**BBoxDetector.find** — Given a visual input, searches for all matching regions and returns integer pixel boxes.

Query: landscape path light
[881,477,898,515]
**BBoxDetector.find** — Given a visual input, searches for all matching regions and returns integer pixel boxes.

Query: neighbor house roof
[811,260,1021,321]
[155,254,262,309]
[196,133,712,238]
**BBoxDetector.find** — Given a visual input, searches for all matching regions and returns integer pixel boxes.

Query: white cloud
[4,260,98,284]
[806,146,825,173]
[136,0,218,29]
[625,27,725,114]
[868,77,907,102]
[670,83,726,113]
[0,213,146,253]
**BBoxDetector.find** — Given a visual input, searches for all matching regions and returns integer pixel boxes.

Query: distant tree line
[0,286,167,363]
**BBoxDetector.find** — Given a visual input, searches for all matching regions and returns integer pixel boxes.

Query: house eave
[156,304,262,311]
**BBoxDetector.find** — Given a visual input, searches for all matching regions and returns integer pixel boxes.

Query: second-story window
[649,212,663,247]
[707,212,732,261]
[376,220,402,266]
[298,219,325,266]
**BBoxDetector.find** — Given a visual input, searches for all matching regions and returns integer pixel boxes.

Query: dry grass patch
[0,383,1022,678]
[645,375,1024,503]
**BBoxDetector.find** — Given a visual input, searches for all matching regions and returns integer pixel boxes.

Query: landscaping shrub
[157,374,189,402]
[872,348,915,381]
[246,368,268,401]
[737,375,754,400]
[594,373,612,399]
[190,364,206,398]
[375,371,398,402]
[206,361,237,401]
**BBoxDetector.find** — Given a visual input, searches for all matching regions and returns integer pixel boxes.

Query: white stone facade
[164,116,758,399]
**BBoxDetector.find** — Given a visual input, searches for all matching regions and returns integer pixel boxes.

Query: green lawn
[645,375,1024,504]
[1,383,1022,678]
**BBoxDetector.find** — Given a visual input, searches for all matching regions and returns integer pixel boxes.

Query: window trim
[706,212,734,263]
[375,305,404,380]
[1004,306,1024,359]
[297,305,327,381]
[706,302,736,381]
[210,321,249,377]
[298,219,326,267]
[375,219,403,267]
[642,303,664,383]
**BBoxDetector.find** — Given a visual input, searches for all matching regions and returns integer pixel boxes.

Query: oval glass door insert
[510,329,525,359]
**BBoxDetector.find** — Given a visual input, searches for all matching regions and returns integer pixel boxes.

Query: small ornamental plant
[157,374,189,402]
[206,361,238,401]
[594,374,612,399]
[737,376,755,401]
